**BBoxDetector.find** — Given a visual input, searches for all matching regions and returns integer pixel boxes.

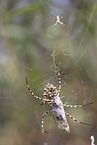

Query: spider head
[43,83,58,100]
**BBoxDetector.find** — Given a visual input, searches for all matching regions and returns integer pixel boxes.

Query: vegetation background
[0,0,97,145]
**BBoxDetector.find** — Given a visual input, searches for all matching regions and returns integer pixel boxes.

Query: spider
[26,70,93,133]
[52,11,65,27]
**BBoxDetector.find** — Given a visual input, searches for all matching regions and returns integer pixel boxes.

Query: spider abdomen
[52,96,70,133]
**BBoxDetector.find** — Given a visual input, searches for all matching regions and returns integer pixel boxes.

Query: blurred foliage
[0,0,97,145]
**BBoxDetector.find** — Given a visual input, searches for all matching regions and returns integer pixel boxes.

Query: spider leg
[58,71,61,94]
[61,96,65,100]
[26,77,51,102]
[63,102,93,108]
[41,108,52,133]
[51,11,56,18]
[54,21,58,26]
[40,101,47,105]
[40,101,53,105]
[65,111,90,125]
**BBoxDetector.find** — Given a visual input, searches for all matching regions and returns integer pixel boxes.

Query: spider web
[0,1,96,145]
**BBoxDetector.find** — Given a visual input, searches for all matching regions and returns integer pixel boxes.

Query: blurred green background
[0,0,97,145]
